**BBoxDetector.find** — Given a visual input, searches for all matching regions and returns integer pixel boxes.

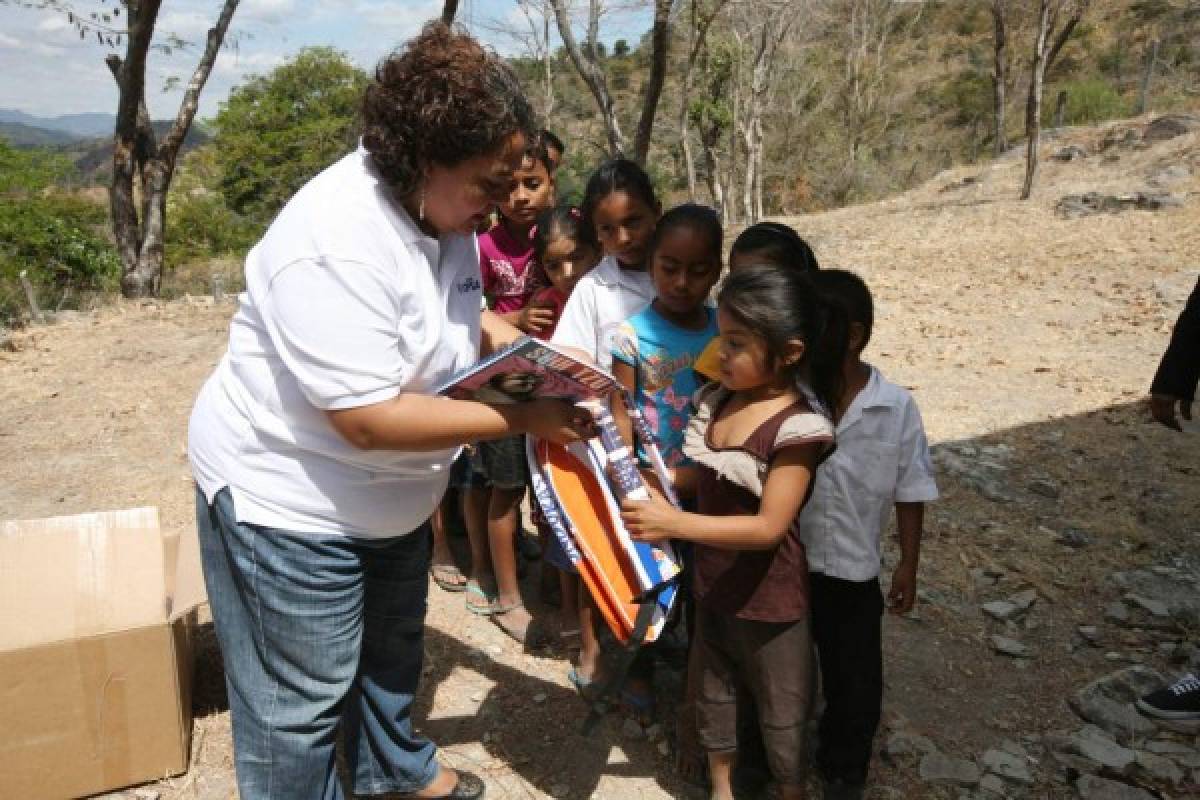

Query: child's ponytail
[804,290,849,418]
[717,266,849,417]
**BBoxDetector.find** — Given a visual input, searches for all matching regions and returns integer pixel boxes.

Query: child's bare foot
[491,600,543,645]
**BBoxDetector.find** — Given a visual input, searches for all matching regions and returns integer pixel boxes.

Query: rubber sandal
[619,687,656,725]
[430,564,467,593]
[395,768,485,799]
[464,583,499,615]
[567,666,598,702]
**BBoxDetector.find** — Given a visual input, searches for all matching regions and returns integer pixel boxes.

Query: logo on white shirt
[457,276,481,293]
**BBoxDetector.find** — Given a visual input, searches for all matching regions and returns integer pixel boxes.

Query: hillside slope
[1,113,1197,800]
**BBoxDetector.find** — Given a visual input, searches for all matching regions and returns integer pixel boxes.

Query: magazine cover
[436,336,617,404]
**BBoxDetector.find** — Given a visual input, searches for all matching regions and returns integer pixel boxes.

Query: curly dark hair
[361,22,538,196]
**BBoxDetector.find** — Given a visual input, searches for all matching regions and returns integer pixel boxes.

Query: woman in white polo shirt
[188,23,587,800]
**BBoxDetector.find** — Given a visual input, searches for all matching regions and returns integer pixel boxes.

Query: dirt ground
[2,114,1199,799]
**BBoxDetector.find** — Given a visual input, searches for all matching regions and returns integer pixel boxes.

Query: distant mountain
[0,109,115,139]
[0,121,80,148]
[0,114,210,187]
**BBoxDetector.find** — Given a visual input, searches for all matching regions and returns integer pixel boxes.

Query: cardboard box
[0,507,207,800]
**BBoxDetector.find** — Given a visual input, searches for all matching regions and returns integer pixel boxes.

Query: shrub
[1043,79,1129,126]
[213,47,368,228]
[0,139,119,322]
[0,193,120,322]
[165,191,260,270]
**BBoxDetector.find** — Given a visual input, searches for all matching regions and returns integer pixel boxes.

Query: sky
[0,0,653,121]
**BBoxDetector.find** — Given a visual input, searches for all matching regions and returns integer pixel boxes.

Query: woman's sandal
[464,582,498,615]
[395,768,485,799]
[430,563,467,593]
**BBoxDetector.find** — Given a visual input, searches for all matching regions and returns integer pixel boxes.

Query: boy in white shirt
[798,269,939,800]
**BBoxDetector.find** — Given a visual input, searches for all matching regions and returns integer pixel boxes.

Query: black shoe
[1137,673,1200,720]
[392,769,485,799]
[822,777,865,800]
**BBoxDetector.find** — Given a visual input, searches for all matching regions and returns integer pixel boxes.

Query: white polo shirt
[798,366,939,581]
[188,148,483,539]
[551,254,654,372]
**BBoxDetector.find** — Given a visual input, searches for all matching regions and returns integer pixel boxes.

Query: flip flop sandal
[430,563,467,593]
[567,666,598,702]
[396,768,485,800]
[464,583,499,615]
[619,687,657,725]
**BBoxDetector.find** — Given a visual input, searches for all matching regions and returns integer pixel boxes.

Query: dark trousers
[811,572,884,785]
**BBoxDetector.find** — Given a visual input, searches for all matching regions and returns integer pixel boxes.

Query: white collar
[590,254,623,287]
[837,365,903,432]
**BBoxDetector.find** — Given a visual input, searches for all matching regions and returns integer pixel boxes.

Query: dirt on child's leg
[576,588,602,682]
[707,750,736,800]
[462,487,494,594]
[674,640,708,787]
[488,486,536,642]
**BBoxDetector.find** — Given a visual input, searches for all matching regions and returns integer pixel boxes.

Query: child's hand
[887,560,918,614]
[620,492,680,543]
[517,304,556,334]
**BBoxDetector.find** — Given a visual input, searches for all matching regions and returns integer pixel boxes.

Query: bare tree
[692,36,736,220]
[479,1,558,117]
[107,0,240,296]
[730,1,795,222]
[991,0,1010,156]
[548,0,675,163]
[1137,38,1160,115]
[4,1,238,296]
[678,0,728,199]
[1019,0,1088,200]
[822,0,922,203]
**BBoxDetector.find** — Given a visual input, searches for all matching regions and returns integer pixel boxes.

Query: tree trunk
[441,0,460,25]
[1020,0,1088,199]
[631,0,673,164]
[542,5,555,117]
[991,0,1009,157]
[1020,0,1051,200]
[1053,89,1068,127]
[681,110,698,201]
[1138,38,1160,115]
[753,115,764,220]
[702,139,726,224]
[110,0,239,296]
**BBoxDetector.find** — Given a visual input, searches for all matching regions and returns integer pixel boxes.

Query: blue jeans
[196,487,439,799]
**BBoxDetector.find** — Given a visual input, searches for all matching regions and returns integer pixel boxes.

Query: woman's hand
[518,399,595,444]
[620,492,683,544]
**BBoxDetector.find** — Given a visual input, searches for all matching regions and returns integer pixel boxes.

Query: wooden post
[1053,90,1068,128]
[211,273,225,303]
[18,270,44,324]
[1138,39,1160,115]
